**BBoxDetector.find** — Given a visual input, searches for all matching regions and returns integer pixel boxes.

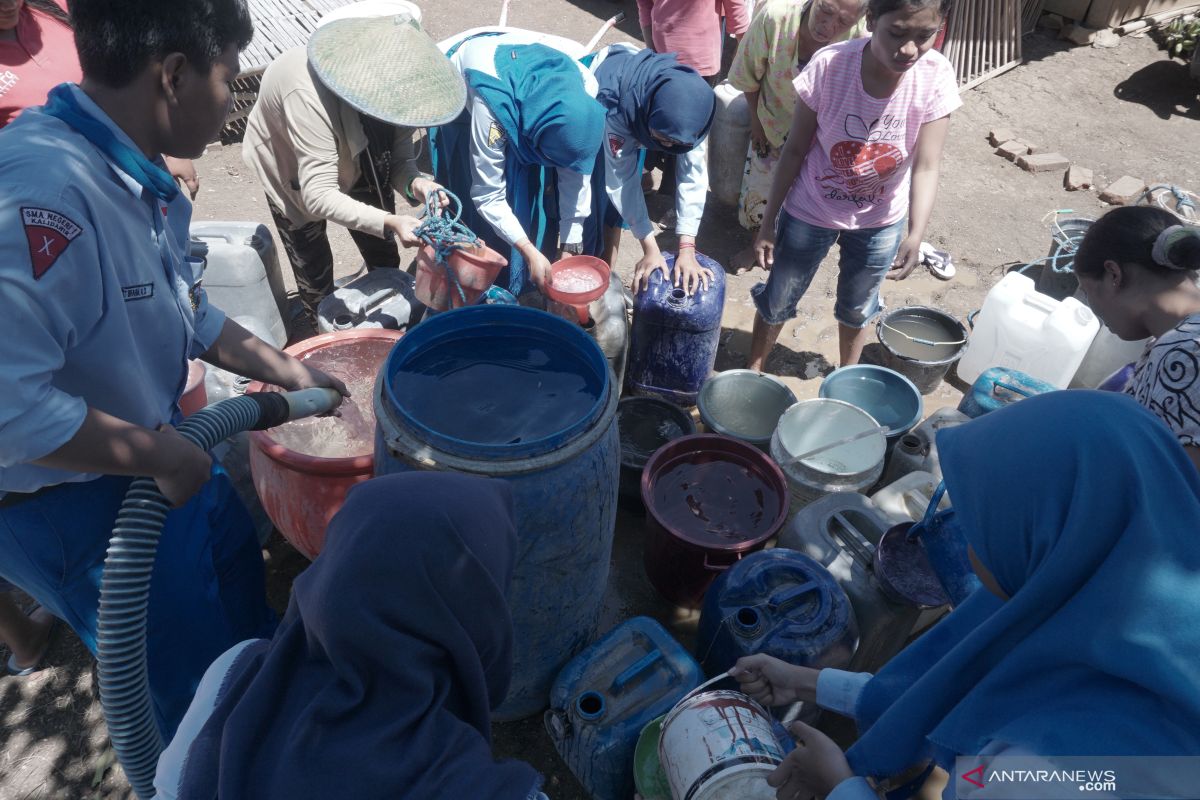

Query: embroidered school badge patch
[21,207,82,280]
[608,133,624,157]
[487,121,507,150]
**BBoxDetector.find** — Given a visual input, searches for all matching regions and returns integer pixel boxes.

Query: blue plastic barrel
[373,305,619,720]
[545,617,703,800]
[696,549,858,678]
[627,252,726,406]
[957,366,1058,419]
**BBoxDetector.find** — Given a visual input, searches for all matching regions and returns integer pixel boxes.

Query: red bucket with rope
[414,241,507,310]
[411,189,508,311]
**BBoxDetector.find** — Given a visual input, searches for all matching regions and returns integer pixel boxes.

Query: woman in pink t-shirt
[747,0,960,369]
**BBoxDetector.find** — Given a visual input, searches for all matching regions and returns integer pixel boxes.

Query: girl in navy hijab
[734,391,1200,800]
[154,473,544,800]
[583,45,716,296]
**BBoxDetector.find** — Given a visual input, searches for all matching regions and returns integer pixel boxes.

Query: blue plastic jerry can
[696,549,859,679]
[545,617,703,800]
[627,252,726,406]
[957,367,1057,419]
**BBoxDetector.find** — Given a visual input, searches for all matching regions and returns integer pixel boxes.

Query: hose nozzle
[284,387,345,420]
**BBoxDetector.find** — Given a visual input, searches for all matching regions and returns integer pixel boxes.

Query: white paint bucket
[658,690,784,800]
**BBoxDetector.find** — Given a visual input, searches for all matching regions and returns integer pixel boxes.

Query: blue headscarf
[42,83,180,202]
[594,47,715,155]
[174,473,541,800]
[847,391,1200,778]
[466,43,604,173]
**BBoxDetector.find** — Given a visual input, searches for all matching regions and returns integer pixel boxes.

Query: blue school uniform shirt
[588,42,710,240]
[0,84,225,494]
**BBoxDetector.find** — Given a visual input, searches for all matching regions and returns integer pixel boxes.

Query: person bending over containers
[584,43,716,296]
[242,11,462,331]
[747,0,959,370]
[728,0,867,257]
[1073,206,1200,473]
[733,391,1200,800]
[432,28,605,298]
[154,473,548,800]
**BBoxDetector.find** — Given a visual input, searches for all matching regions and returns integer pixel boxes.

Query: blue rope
[413,189,482,307]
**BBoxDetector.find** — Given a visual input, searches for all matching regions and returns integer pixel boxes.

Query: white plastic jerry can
[957,272,1099,389]
[869,470,951,527]
[708,81,751,208]
[189,222,288,347]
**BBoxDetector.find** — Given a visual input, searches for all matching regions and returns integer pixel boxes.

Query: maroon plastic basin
[641,434,789,608]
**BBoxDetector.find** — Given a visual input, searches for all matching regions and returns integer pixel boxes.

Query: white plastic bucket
[769,399,886,509]
[659,690,783,800]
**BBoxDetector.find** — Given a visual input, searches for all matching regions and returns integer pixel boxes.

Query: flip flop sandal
[4,606,57,677]
[920,242,956,280]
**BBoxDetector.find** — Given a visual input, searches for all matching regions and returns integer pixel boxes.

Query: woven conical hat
[308,15,466,128]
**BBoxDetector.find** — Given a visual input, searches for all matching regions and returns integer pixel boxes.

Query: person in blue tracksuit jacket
[432,27,605,297]
[733,392,1200,800]
[0,0,347,739]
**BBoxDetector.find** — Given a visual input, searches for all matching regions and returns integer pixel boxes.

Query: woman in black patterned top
[1075,206,1200,473]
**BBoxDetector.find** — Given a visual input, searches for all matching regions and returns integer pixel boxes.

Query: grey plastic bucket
[876,307,969,395]
[1037,217,1094,301]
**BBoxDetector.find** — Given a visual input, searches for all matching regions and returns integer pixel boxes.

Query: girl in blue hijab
[154,473,545,800]
[734,391,1200,800]
[583,45,716,296]
[431,29,605,297]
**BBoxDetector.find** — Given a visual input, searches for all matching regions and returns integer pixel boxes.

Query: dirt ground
[1,3,1197,797]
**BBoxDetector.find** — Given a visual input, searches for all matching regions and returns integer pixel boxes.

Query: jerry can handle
[612,650,665,693]
[766,581,821,615]
[826,511,876,567]
[991,380,1035,400]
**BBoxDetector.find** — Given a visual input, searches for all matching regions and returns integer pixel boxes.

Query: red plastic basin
[246,328,402,559]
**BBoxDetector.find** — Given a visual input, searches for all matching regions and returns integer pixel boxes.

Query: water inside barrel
[391,334,603,446]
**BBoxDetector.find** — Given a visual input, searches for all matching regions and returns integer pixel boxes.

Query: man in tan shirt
[243,14,465,327]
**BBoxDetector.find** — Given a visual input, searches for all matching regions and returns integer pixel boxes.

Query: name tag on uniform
[122,283,154,301]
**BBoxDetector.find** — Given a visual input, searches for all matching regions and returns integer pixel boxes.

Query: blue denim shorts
[751,213,906,328]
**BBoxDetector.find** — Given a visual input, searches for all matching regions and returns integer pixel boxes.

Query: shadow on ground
[1114,58,1200,120]
[0,625,130,799]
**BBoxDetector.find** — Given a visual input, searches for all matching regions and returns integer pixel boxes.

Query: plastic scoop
[545,256,610,324]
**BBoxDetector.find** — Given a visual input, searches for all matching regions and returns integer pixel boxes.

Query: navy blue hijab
[846,392,1200,779]
[594,47,714,154]
[176,473,541,800]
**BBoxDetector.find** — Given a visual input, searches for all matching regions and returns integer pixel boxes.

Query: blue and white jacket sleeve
[673,136,709,238]
[0,196,99,467]
[818,669,882,800]
[468,94,529,247]
[603,121,655,241]
[557,167,591,247]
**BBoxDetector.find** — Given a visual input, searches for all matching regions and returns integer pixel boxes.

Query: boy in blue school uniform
[0,0,346,737]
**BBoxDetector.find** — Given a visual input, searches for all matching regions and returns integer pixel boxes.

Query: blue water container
[545,617,702,800]
[373,305,619,720]
[627,251,726,406]
[696,549,859,678]
[957,367,1058,418]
